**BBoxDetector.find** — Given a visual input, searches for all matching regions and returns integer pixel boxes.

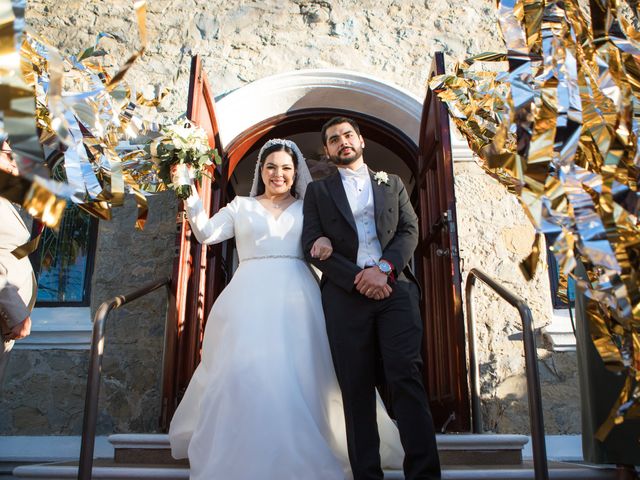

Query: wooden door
[160,55,230,430]
[417,52,470,432]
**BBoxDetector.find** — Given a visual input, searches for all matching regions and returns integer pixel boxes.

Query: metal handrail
[465,268,549,480]
[78,277,171,480]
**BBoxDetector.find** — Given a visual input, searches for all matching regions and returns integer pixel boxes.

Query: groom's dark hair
[321,116,361,145]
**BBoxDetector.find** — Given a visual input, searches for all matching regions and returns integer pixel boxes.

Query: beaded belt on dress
[240,255,304,263]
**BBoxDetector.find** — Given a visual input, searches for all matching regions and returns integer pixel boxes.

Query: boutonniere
[373,170,390,186]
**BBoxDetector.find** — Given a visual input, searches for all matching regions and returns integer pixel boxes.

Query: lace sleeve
[183,187,236,245]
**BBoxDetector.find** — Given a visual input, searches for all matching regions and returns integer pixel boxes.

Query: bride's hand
[310,236,333,261]
[171,163,195,185]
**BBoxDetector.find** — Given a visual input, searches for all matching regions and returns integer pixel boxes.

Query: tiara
[257,138,305,165]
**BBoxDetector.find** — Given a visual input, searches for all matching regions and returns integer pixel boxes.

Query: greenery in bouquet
[152,120,221,199]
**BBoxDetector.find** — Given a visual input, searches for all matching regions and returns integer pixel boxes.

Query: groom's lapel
[327,172,357,232]
[370,169,392,237]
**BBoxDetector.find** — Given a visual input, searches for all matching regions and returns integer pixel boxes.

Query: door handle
[429,211,449,236]
[436,248,450,257]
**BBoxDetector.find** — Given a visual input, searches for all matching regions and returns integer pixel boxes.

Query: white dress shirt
[338,164,383,268]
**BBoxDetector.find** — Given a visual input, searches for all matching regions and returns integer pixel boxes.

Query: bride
[168,138,402,480]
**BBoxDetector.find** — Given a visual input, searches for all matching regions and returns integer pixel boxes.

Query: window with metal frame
[30,163,98,307]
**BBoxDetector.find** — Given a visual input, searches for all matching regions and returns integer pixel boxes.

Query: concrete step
[0,435,113,478]
[108,433,529,466]
[12,459,619,479]
[7,434,629,479]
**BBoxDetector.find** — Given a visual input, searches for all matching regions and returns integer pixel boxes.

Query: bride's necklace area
[259,194,294,210]
[270,199,290,209]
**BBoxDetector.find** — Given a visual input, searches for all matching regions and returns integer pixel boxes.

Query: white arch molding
[214,69,474,162]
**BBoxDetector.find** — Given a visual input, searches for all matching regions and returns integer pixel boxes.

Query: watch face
[378,262,392,274]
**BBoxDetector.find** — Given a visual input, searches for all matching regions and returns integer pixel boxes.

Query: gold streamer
[0,0,169,230]
[431,0,640,434]
[22,176,66,228]
[0,0,64,228]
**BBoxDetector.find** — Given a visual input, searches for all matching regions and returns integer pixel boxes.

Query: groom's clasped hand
[354,266,392,300]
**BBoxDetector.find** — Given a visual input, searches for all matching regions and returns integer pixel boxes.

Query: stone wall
[22,0,504,115]
[0,0,580,435]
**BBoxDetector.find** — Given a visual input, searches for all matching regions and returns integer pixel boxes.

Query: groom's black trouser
[322,279,441,480]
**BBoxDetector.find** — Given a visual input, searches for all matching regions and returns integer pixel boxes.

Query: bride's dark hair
[254,143,299,197]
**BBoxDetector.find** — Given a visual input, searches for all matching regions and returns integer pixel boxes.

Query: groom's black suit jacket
[302,169,419,292]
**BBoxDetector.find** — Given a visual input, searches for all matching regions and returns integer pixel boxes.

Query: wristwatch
[376,260,393,276]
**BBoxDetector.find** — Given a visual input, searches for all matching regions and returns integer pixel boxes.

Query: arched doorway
[225,109,417,195]
[161,56,469,433]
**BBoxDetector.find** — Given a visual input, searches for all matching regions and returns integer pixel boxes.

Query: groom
[302,117,441,480]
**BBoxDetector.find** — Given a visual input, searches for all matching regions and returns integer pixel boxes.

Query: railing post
[77,278,170,480]
[465,274,482,434]
[465,268,549,480]
[519,304,549,480]
[78,301,117,480]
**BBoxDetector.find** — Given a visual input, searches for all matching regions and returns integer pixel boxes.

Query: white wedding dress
[169,195,403,480]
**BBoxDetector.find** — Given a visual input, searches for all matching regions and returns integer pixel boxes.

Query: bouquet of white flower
[152,120,221,199]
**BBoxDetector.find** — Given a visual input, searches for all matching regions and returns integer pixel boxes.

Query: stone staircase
[9,434,620,479]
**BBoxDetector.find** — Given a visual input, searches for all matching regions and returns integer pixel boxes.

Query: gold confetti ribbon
[431,0,640,436]
[0,0,65,228]
[0,0,169,230]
